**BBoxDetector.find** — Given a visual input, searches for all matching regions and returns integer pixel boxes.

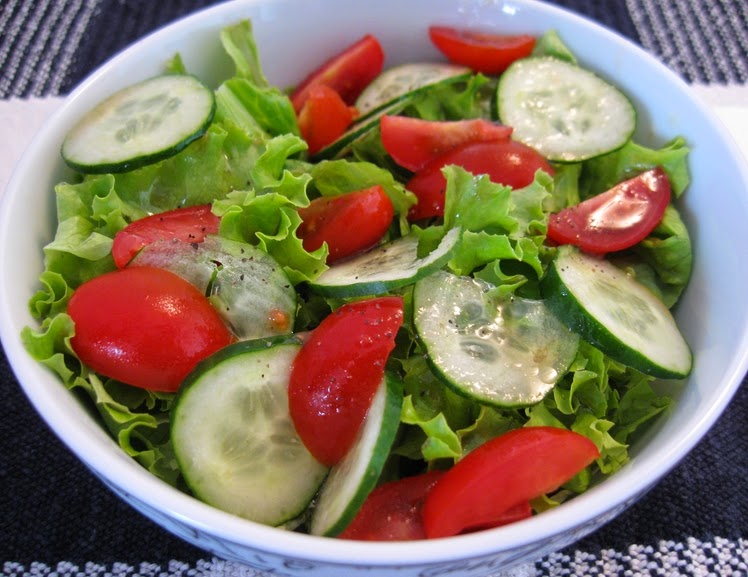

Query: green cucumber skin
[540,254,692,379]
[310,372,404,537]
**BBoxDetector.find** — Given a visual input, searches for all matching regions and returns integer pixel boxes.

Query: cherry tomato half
[290,34,385,112]
[297,185,394,263]
[111,204,220,268]
[547,167,672,254]
[68,266,234,392]
[380,115,513,172]
[298,85,358,156]
[429,26,536,75]
[422,426,600,538]
[288,296,404,466]
[407,139,554,221]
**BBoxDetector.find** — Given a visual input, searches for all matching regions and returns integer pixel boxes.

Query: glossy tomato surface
[68,266,233,392]
[407,139,554,221]
[547,167,672,254]
[380,116,512,172]
[297,185,394,263]
[111,204,220,268]
[290,34,384,112]
[429,26,536,75]
[288,296,404,466]
[422,426,600,538]
[298,84,357,155]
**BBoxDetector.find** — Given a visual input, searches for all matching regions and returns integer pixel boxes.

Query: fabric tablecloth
[1,1,747,576]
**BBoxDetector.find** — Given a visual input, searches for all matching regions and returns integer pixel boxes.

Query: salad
[22,20,693,540]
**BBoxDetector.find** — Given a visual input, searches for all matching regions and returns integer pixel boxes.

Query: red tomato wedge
[68,267,234,392]
[407,139,554,221]
[429,26,536,75]
[297,185,394,263]
[111,204,220,268]
[547,167,672,254]
[340,471,445,541]
[288,296,404,466]
[297,85,358,156]
[290,34,385,112]
[422,426,600,538]
[380,115,513,172]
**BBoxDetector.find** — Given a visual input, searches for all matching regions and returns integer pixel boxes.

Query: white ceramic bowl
[2,1,748,575]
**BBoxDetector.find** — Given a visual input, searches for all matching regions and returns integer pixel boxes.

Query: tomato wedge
[297,185,394,263]
[288,296,404,466]
[68,267,234,392]
[406,139,554,221]
[380,116,513,172]
[111,204,220,268]
[290,34,385,112]
[429,26,536,75]
[298,85,358,155]
[547,167,672,254]
[422,426,600,538]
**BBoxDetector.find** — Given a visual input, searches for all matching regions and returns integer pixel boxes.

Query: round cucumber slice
[541,245,692,379]
[62,74,216,174]
[497,56,636,162]
[413,270,579,408]
[171,336,328,527]
[309,372,403,537]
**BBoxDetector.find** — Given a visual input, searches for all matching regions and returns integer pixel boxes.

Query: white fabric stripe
[0,0,35,91]
[0,0,52,96]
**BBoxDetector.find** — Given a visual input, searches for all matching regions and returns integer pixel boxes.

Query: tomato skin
[297,85,357,155]
[111,205,220,268]
[429,26,536,75]
[407,139,554,221]
[340,471,445,541]
[288,296,404,466]
[547,167,672,254]
[297,185,394,263]
[422,426,600,539]
[68,266,234,392]
[290,34,385,112]
[380,116,513,172]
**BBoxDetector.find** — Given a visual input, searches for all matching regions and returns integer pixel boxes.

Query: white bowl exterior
[2,0,748,575]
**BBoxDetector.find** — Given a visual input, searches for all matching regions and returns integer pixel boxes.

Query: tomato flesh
[547,167,672,254]
[422,426,600,538]
[380,115,513,172]
[297,185,394,263]
[429,26,536,75]
[407,139,554,221]
[297,85,357,156]
[290,34,385,112]
[111,204,219,268]
[340,471,445,541]
[68,266,234,392]
[288,296,404,466]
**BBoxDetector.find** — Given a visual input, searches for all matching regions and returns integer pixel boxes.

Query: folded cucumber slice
[62,74,216,174]
[497,57,636,162]
[130,235,296,340]
[413,270,579,407]
[541,246,692,379]
[171,336,328,527]
[310,372,403,537]
[307,227,461,298]
[355,62,471,118]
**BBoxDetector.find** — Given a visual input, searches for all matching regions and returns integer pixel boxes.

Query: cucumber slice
[62,74,216,174]
[541,245,692,379]
[171,336,328,527]
[413,270,579,407]
[309,372,403,537]
[307,227,461,298]
[130,235,295,339]
[355,62,471,118]
[497,57,636,162]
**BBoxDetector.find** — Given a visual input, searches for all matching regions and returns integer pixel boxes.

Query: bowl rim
[2,0,748,568]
